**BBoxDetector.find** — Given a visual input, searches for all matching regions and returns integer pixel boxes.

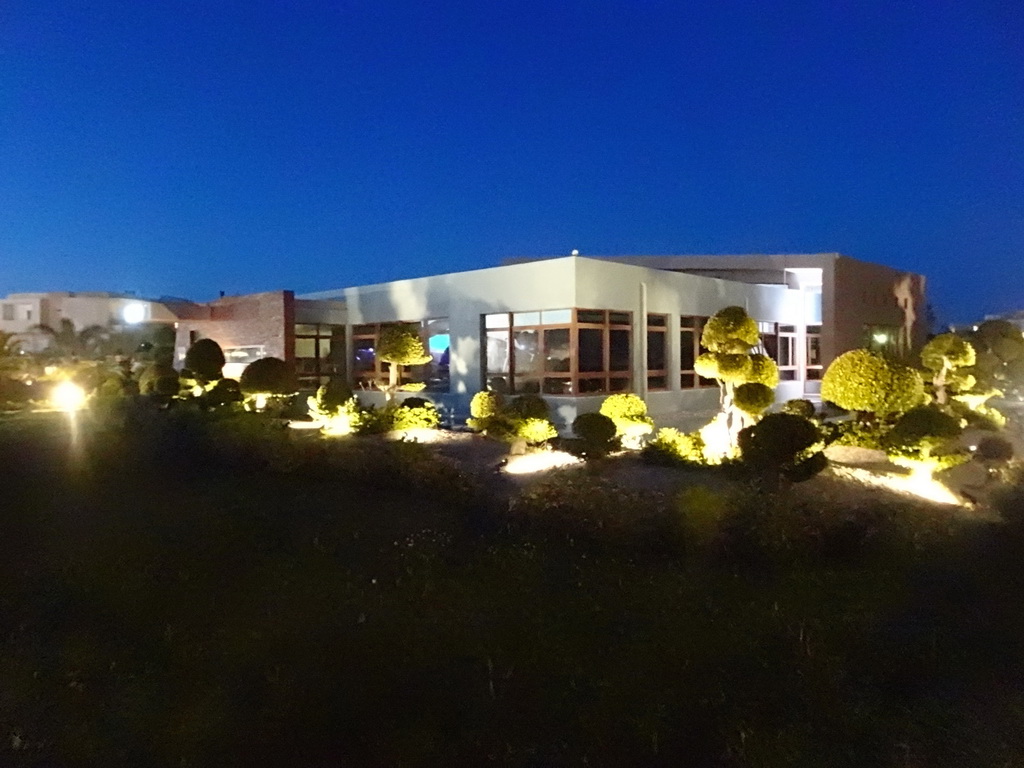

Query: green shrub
[882,405,966,472]
[733,382,775,416]
[516,417,557,445]
[824,420,892,450]
[781,399,816,419]
[392,401,441,431]
[738,412,826,484]
[239,357,298,396]
[572,412,618,456]
[467,391,504,431]
[599,393,654,447]
[183,338,225,383]
[644,427,706,465]
[821,349,924,418]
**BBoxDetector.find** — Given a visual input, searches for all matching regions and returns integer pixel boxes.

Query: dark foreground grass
[2,410,1024,767]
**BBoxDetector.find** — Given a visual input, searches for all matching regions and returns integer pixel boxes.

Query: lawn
[2,409,1023,766]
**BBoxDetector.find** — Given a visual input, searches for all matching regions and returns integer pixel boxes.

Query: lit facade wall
[302,256,809,428]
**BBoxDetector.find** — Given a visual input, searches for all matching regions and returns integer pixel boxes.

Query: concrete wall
[832,257,927,359]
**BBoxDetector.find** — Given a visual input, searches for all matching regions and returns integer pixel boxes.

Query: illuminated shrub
[821,349,924,418]
[517,417,557,446]
[572,412,618,456]
[921,333,976,405]
[781,399,816,419]
[644,427,706,465]
[599,393,654,448]
[392,401,441,431]
[882,405,966,474]
[738,412,826,484]
[184,338,225,383]
[734,382,775,417]
[468,391,503,430]
[825,420,892,450]
[748,354,780,388]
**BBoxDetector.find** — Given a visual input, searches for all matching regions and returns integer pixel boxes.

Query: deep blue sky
[2,1,1021,323]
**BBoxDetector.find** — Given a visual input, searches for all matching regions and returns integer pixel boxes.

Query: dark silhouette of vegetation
[2,410,1023,766]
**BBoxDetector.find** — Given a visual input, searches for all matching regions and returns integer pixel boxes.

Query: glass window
[543,328,571,372]
[647,331,666,369]
[609,329,630,371]
[541,309,572,324]
[578,328,604,372]
[1,304,12,321]
[295,337,317,358]
[609,311,631,326]
[485,313,510,329]
[479,307,634,396]
[513,311,541,326]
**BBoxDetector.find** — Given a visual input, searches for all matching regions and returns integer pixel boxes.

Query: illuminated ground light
[503,451,582,475]
[831,465,964,506]
[51,381,87,412]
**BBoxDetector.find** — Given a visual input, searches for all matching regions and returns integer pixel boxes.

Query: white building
[301,253,924,429]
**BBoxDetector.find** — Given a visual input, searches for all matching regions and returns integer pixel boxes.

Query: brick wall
[174,291,295,366]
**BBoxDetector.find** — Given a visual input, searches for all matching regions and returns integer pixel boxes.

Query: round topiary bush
[469,390,503,420]
[882,405,966,473]
[240,357,298,396]
[821,349,924,418]
[139,363,179,397]
[733,382,775,416]
[572,411,617,454]
[183,338,226,383]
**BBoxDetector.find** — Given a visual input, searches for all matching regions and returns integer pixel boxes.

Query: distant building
[0,291,181,353]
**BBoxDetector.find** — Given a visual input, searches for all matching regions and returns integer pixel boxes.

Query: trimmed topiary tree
[921,333,976,406]
[693,306,779,454]
[377,324,432,402]
[392,400,441,432]
[821,349,924,420]
[183,338,225,385]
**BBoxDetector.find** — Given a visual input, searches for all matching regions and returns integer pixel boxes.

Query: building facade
[4,253,926,429]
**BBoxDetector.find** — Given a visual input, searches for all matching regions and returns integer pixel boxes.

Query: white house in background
[0,291,183,353]
[300,253,926,430]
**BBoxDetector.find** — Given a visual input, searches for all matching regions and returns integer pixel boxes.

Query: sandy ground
[422,429,1008,519]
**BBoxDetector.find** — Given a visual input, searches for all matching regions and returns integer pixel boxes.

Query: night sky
[2,1,1021,324]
